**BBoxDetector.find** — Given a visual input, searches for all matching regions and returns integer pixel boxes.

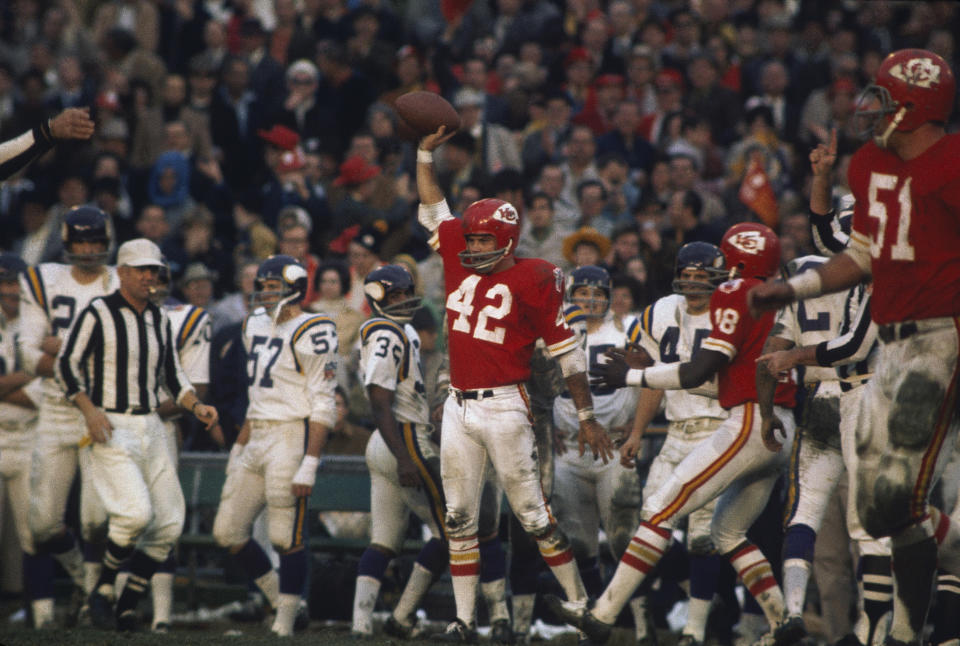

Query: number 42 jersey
[435,219,577,390]
[242,309,338,426]
[18,262,119,402]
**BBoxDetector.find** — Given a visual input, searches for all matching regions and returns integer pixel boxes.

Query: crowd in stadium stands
[0,0,959,641]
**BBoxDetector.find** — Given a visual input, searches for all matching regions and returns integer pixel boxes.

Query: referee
[57,238,218,631]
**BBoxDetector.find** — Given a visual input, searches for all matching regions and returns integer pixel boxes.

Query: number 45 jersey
[243,310,338,426]
[627,293,726,422]
[18,262,119,402]
[435,219,577,390]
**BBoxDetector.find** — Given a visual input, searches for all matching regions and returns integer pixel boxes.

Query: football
[394,91,461,139]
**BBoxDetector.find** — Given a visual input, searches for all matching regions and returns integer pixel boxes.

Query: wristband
[577,407,596,422]
[417,148,433,163]
[625,369,645,387]
[787,270,823,300]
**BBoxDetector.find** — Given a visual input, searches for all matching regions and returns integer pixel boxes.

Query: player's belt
[877,317,955,344]
[452,388,495,404]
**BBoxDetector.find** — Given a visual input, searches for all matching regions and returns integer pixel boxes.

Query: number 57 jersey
[243,310,339,425]
[435,219,577,390]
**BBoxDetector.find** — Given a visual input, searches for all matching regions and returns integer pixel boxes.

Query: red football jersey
[702,277,796,409]
[435,218,577,390]
[848,134,960,324]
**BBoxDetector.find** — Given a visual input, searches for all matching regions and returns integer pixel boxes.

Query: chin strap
[875,106,907,148]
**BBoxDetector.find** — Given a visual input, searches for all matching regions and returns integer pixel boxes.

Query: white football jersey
[554,306,638,433]
[243,310,338,426]
[0,310,39,431]
[358,317,430,426]
[18,262,118,402]
[627,293,727,422]
[165,303,211,386]
[773,256,850,388]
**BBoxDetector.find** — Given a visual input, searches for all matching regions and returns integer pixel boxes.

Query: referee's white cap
[117,238,164,268]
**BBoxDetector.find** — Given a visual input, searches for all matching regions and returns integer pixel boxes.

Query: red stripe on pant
[450,562,480,576]
[542,549,574,567]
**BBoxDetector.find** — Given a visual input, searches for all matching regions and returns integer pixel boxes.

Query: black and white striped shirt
[57,290,193,413]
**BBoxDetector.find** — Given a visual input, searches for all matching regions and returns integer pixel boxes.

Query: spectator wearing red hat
[328,155,404,248]
[573,73,626,136]
[256,123,328,230]
[562,47,594,112]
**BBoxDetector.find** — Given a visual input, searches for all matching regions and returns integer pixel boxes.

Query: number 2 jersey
[433,218,577,390]
[242,309,338,426]
[358,317,430,426]
[18,262,119,403]
[847,133,960,324]
[554,307,637,433]
[701,277,796,409]
[627,293,727,422]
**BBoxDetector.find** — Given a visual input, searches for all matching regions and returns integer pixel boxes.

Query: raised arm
[416,126,457,234]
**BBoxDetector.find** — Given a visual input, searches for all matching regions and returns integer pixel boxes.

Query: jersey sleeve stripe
[360,319,411,379]
[546,335,579,357]
[428,232,440,250]
[292,315,334,345]
[702,337,737,359]
[641,304,654,336]
[177,307,206,350]
[360,319,408,345]
[564,305,586,325]
[25,266,47,312]
[290,316,334,374]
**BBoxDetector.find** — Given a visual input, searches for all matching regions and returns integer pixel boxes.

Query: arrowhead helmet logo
[493,204,518,224]
[727,230,766,254]
[889,57,941,88]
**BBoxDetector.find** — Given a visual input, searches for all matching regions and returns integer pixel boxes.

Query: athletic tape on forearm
[625,363,682,390]
[787,270,823,300]
[417,199,452,232]
[558,346,587,377]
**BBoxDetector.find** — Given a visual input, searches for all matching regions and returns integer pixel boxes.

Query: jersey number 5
[867,172,915,261]
[447,275,513,344]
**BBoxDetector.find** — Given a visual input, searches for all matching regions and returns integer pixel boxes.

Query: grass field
[0,599,651,646]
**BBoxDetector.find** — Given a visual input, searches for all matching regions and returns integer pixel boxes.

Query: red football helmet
[458,198,520,272]
[858,49,956,147]
[720,222,780,280]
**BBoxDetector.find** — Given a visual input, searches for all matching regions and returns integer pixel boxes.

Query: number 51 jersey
[435,219,577,390]
[243,310,338,426]
[18,262,119,402]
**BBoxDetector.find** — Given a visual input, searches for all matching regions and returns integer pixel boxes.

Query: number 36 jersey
[435,219,577,390]
[358,317,429,426]
[18,262,118,402]
[243,310,338,427]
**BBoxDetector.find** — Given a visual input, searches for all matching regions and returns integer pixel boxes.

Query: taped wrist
[292,455,322,488]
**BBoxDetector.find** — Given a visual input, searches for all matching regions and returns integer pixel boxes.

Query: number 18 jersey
[702,277,796,409]
[435,219,577,390]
